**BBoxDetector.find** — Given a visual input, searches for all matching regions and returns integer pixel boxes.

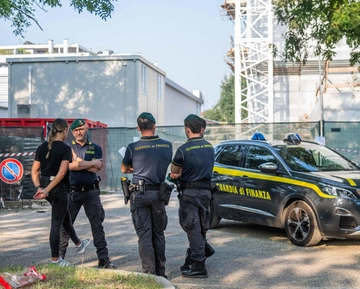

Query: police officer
[59,118,115,269]
[121,112,172,278]
[170,114,215,278]
[177,116,215,272]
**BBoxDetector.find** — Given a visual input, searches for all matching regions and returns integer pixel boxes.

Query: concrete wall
[309,66,360,122]
[274,61,360,122]
[137,62,166,125]
[164,78,202,126]
[310,91,360,121]
[274,73,317,122]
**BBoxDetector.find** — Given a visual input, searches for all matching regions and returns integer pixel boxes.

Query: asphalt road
[2,193,360,289]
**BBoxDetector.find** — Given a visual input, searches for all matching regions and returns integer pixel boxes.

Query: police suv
[210,132,360,246]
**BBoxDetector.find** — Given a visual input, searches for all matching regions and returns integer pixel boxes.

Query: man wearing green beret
[59,118,115,269]
[170,114,215,278]
[121,112,173,279]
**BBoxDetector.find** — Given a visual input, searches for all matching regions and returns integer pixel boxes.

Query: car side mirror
[259,162,278,173]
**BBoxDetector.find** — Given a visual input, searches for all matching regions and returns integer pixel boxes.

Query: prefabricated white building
[6,54,202,127]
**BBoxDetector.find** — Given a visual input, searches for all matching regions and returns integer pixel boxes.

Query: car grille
[340,216,358,229]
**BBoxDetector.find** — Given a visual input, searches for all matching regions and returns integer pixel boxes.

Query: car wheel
[209,200,221,229]
[284,200,322,247]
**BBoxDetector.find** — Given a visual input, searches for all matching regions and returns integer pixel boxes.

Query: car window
[245,145,277,170]
[216,144,245,167]
[214,144,223,158]
[275,144,359,172]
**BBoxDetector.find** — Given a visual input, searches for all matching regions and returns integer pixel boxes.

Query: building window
[141,64,147,95]
[157,74,163,101]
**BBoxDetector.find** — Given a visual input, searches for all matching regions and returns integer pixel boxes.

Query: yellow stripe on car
[213,166,336,199]
[347,178,356,186]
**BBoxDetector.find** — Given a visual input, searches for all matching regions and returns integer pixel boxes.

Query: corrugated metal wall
[0,67,8,107]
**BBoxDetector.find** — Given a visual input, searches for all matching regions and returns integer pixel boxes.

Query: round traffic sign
[0,158,24,184]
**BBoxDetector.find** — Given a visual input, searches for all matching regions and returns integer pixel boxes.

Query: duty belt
[132,184,160,191]
[181,180,211,190]
[70,183,96,192]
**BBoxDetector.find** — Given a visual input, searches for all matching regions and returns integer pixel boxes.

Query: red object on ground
[0,266,46,288]
[0,276,11,289]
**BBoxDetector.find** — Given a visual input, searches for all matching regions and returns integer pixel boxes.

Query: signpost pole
[0,181,4,208]
[0,158,24,209]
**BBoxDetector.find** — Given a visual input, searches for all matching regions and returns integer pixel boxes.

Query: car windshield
[274,143,359,172]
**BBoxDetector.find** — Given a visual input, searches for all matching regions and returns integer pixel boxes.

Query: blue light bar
[251,132,266,141]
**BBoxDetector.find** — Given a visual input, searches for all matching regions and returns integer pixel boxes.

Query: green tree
[204,74,248,123]
[217,74,235,123]
[273,0,360,65]
[1,0,117,37]
[204,74,235,123]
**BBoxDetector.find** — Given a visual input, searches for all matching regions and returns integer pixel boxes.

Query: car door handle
[222,176,233,180]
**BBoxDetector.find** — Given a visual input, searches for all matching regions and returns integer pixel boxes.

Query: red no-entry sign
[0,158,24,184]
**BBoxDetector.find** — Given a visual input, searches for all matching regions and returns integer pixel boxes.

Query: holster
[121,177,131,205]
[94,176,100,189]
[210,184,219,201]
[158,182,174,205]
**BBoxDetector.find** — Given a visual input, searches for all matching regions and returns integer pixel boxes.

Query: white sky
[0,0,234,110]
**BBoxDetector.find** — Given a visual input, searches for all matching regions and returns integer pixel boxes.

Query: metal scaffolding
[222,0,273,123]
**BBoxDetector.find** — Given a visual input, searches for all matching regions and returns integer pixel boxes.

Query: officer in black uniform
[59,118,115,269]
[121,112,172,279]
[177,117,215,272]
[170,114,215,278]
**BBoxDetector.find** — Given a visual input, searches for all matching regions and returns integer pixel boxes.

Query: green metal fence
[95,121,321,190]
[4,121,360,199]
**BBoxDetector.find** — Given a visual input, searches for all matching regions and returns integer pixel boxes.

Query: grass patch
[0,265,164,289]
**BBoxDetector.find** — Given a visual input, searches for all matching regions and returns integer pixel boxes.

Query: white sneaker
[76,238,91,254]
[51,257,70,267]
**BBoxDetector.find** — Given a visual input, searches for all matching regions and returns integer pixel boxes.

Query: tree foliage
[204,74,235,123]
[273,0,360,65]
[0,0,117,36]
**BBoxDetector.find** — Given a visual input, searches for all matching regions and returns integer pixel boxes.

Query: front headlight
[318,183,358,199]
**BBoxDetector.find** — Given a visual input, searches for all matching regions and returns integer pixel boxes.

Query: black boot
[182,261,208,278]
[180,248,193,272]
[205,241,215,258]
[98,258,116,269]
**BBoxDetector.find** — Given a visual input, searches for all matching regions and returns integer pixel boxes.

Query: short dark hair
[201,118,206,130]
[184,117,202,134]
[137,117,155,131]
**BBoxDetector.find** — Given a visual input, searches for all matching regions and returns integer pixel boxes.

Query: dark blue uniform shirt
[122,135,172,185]
[69,140,102,186]
[172,137,214,182]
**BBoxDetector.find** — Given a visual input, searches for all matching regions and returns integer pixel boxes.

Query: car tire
[209,200,221,229]
[284,200,322,247]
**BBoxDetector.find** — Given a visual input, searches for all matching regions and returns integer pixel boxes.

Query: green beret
[70,118,86,130]
[184,114,201,122]
[138,112,156,123]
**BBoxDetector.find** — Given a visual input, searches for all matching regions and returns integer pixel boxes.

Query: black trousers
[45,184,81,258]
[130,190,168,276]
[59,188,109,260]
[178,189,211,262]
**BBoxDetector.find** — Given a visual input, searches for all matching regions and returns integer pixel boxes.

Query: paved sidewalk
[2,193,360,289]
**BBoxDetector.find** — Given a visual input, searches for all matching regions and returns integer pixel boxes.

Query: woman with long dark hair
[31,118,90,266]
